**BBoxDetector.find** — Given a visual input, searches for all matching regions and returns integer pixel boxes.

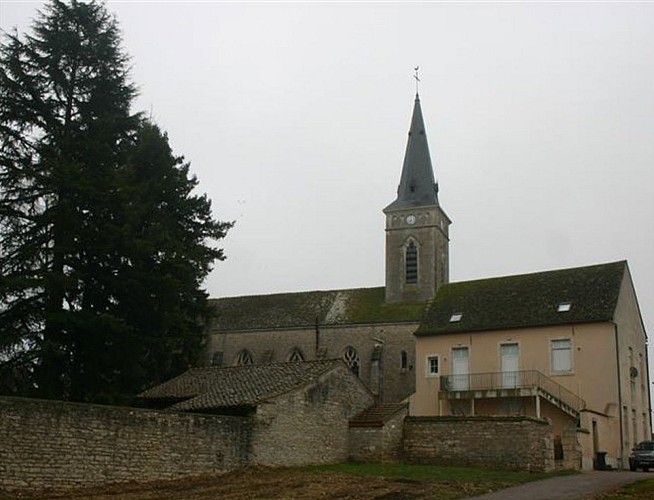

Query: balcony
[439,370,585,419]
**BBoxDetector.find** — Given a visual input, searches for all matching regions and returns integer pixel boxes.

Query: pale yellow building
[411,260,651,470]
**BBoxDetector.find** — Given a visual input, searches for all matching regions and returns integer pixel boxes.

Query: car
[629,441,654,471]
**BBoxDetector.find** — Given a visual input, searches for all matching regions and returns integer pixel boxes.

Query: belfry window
[343,346,361,377]
[405,242,418,284]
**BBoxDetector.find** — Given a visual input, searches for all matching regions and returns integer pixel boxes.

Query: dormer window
[557,302,572,313]
[450,312,463,322]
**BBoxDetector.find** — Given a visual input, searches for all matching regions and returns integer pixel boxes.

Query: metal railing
[440,370,585,413]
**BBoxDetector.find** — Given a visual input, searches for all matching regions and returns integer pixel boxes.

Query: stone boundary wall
[0,396,250,491]
[404,416,555,471]
[349,409,407,463]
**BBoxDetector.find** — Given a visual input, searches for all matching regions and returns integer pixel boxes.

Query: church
[204,94,650,471]
[204,93,447,403]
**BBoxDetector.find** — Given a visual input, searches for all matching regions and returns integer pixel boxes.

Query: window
[551,339,572,373]
[557,302,571,312]
[343,346,360,377]
[287,348,305,362]
[426,355,439,377]
[449,312,462,322]
[400,350,408,371]
[235,349,254,366]
[405,241,418,284]
[211,351,224,367]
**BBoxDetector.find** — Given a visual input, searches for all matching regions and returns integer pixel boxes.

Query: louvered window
[405,242,418,284]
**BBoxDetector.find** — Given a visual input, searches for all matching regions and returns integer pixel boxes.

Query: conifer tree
[0,1,230,402]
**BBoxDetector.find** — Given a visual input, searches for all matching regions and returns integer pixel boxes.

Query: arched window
[400,350,408,371]
[235,349,254,366]
[405,241,418,284]
[343,346,360,377]
[287,347,305,362]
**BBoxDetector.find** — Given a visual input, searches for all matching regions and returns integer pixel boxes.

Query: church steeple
[383,93,450,304]
[385,94,439,212]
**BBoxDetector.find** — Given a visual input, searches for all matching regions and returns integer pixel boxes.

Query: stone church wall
[0,396,249,491]
[403,415,556,472]
[208,322,419,404]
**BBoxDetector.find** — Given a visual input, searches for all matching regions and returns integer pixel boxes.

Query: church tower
[383,94,451,303]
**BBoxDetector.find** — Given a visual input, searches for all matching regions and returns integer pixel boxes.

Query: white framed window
[426,354,440,377]
[551,339,572,373]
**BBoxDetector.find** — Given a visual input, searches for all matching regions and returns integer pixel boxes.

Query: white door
[452,347,469,390]
[500,343,520,388]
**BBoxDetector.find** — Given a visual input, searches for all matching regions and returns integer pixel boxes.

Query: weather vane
[413,66,420,94]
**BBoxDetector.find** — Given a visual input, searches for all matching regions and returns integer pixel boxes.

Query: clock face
[406,214,416,225]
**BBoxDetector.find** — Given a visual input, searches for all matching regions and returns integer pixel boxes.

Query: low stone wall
[0,396,249,491]
[349,409,407,463]
[404,416,555,471]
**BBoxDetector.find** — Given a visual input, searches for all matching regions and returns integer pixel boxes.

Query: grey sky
[2,2,653,347]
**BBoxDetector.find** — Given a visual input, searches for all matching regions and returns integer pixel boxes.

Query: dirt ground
[5,468,653,500]
[1,467,488,500]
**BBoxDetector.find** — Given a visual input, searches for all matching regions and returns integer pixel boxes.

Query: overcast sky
[2,2,653,344]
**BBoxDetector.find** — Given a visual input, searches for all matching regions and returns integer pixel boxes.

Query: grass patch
[305,462,574,490]
[597,478,654,499]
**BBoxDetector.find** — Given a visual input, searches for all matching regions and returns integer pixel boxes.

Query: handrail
[440,370,585,413]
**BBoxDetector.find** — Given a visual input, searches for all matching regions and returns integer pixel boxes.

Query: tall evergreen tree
[0,1,230,402]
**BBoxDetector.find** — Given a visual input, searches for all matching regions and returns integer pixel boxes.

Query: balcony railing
[440,370,585,414]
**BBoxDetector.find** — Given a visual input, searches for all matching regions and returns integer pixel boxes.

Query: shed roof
[416,261,626,336]
[139,359,351,411]
[209,286,427,331]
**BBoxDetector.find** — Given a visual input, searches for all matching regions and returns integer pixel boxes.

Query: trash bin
[595,451,608,470]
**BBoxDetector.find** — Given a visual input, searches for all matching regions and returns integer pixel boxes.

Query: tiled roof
[208,286,427,331]
[416,261,626,336]
[138,359,349,411]
[349,403,408,427]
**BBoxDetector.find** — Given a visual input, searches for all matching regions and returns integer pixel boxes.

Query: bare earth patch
[1,467,495,500]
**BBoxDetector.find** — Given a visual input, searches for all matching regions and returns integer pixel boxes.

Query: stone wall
[208,322,418,403]
[349,408,407,463]
[0,397,249,491]
[404,416,555,472]
[251,365,375,466]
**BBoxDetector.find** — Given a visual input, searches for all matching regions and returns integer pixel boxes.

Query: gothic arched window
[343,346,360,377]
[400,350,408,371]
[405,241,418,284]
[235,349,254,366]
[287,347,305,362]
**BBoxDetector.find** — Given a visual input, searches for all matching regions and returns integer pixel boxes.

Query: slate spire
[385,94,439,211]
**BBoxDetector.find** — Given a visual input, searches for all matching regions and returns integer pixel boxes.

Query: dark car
[629,441,654,471]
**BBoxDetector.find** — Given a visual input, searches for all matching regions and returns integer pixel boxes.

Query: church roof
[208,286,427,332]
[138,359,352,411]
[384,94,440,212]
[416,261,627,336]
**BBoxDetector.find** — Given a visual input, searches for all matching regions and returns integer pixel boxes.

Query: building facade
[411,261,651,470]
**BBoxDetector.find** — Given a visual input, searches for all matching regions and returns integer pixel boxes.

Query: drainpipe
[613,322,624,469]
[645,338,652,437]
[315,316,320,358]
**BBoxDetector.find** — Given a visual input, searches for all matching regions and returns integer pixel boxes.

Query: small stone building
[139,359,375,466]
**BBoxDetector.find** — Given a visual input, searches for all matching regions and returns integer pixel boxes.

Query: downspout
[645,338,652,436]
[613,322,624,468]
[314,316,320,358]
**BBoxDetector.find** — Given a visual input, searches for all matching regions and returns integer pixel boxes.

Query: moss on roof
[416,261,626,336]
[209,286,428,331]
